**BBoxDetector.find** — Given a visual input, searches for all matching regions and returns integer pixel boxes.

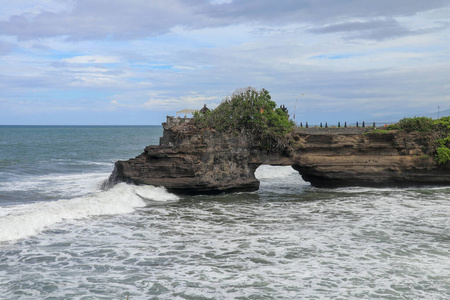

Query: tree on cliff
[193,87,295,153]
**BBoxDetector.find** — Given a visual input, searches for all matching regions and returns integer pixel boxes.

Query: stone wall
[164,116,192,129]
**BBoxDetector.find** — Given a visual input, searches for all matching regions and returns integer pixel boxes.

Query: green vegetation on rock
[385,116,450,165]
[193,87,295,152]
[432,118,450,165]
[387,117,434,132]
[435,134,450,165]
[436,145,450,165]
[434,116,450,130]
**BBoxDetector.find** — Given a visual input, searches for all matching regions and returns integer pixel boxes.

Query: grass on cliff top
[193,87,295,152]
[381,116,450,165]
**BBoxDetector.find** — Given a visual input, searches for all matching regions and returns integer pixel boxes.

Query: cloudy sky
[1,0,449,125]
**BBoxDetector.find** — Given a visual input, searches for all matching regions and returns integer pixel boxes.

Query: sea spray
[0,183,178,242]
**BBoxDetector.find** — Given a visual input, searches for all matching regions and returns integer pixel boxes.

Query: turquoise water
[0,126,161,205]
[0,126,449,299]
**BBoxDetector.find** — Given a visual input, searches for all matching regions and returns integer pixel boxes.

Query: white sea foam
[0,183,179,242]
[0,185,448,298]
[255,165,297,179]
[0,172,110,200]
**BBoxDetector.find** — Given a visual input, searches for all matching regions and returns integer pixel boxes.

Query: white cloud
[209,0,233,5]
[61,55,121,64]
[1,0,450,124]
[144,94,218,111]
[0,0,73,21]
[1,0,447,41]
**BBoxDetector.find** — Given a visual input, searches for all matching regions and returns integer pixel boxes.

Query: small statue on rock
[200,104,209,114]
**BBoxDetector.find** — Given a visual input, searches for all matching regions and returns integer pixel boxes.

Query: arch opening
[254,165,310,193]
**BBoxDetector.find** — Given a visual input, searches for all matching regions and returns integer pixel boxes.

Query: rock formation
[107,117,450,194]
[291,128,450,187]
[108,118,265,194]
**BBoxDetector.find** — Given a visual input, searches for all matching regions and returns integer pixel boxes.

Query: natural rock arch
[107,118,450,195]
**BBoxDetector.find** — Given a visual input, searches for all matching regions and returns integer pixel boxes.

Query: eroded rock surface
[108,119,450,194]
[109,119,274,194]
[292,129,450,187]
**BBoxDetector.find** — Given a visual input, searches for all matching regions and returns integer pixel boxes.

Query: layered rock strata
[291,129,449,187]
[108,119,450,194]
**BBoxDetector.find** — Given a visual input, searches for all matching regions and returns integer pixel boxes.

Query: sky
[0,0,449,125]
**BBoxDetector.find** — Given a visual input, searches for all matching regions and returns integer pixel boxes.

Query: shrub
[381,116,450,165]
[193,87,294,152]
[436,145,450,165]
[386,124,399,130]
[433,116,450,130]
[395,117,434,132]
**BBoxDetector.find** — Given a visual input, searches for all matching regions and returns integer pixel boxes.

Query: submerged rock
[107,118,450,194]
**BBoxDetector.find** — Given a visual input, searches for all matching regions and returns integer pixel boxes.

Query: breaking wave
[0,183,179,242]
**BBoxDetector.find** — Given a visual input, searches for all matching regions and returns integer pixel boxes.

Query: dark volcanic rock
[109,119,269,194]
[107,118,450,194]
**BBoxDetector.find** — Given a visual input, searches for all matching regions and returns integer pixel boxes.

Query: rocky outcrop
[108,118,450,194]
[108,118,278,194]
[291,128,450,187]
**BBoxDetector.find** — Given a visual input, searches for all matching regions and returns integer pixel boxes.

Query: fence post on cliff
[325,122,328,128]
[356,122,359,128]
[338,122,340,128]
[306,122,308,128]
[345,122,347,128]
[300,122,303,127]
[320,122,323,128]
[362,121,365,127]
[373,122,376,128]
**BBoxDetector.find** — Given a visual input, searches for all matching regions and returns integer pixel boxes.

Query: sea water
[0,125,449,299]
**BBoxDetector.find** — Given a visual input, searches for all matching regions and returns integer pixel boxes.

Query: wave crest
[0,183,178,242]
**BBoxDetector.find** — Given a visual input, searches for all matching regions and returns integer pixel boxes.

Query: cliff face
[109,120,271,194]
[292,129,449,187]
[108,119,450,194]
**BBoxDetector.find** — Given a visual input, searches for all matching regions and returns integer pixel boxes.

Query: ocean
[0,125,449,299]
